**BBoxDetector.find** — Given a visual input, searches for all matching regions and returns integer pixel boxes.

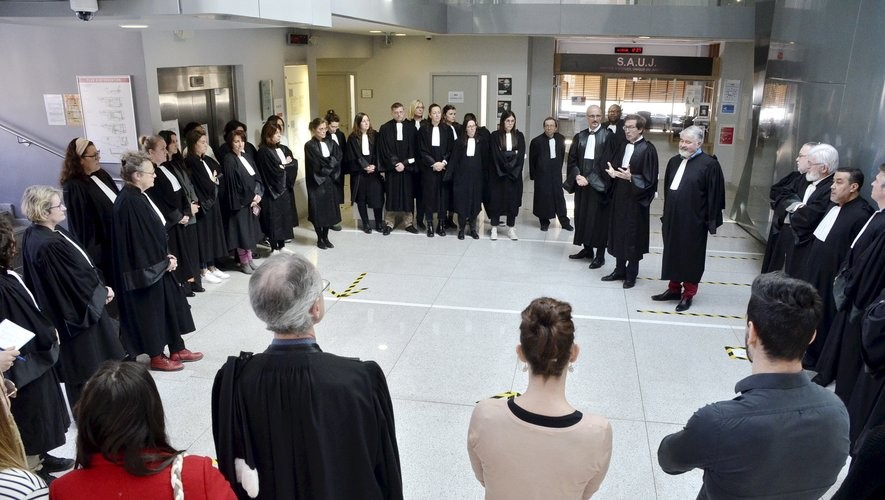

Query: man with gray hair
[653,126,725,311]
[785,143,838,277]
[211,254,402,499]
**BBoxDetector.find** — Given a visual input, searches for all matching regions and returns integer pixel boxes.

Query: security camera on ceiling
[70,0,98,21]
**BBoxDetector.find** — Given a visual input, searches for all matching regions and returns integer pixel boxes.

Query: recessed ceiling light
[394,33,406,37]
[369,30,382,33]
[119,24,149,29]
[638,36,651,39]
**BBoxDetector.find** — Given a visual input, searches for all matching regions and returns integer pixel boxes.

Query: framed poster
[497,76,512,96]
[76,76,137,164]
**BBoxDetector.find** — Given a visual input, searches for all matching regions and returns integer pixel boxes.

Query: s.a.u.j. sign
[556,54,713,76]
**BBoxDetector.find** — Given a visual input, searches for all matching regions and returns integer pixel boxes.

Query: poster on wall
[63,93,83,126]
[496,100,511,119]
[497,76,512,96]
[719,126,734,145]
[43,94,66,126]
[76,76,137,164]
[721,79,741,104]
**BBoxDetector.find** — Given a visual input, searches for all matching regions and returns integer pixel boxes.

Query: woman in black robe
[112,152,201,372]
[184,129,230,285]
[325,109,347,212]
[419,104,454,237]
[217,120,258,165]
[442,105,462,229]
[256,121,297,254]
[487,110,526,241]
[345,113,387,235]
[409,100,427,230]
[445,116,487,240]
[305,117,343,249]
[265,115,299,228]
[19,185,125,409]
[220,129,263,273]
[59,137,120,289]
[157,130,202,294]
[0,217,70,473]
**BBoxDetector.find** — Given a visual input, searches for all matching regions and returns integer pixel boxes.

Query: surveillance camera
[425,35,432,41]
[70,0,98,21]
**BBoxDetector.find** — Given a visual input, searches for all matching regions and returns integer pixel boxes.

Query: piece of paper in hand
[0,319,36,350]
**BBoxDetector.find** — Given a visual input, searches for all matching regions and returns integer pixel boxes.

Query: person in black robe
[785,143,838,277]
[216,120,258,165]
[211,253,402,500]
[760,142,816,273]
[184,129,230,284]
[487,110,526,241]
[602,104,626,145]
[419,104,455,237]
[0,217,71,479]
[19,186,125,409]
[844,290,885,455]
[305,118,343,250]
[220,130,263,273]
[442,105,463,229]
[325,110,348,216]
[409,100,427,230]
[602,114,658,289]
[378,103,418,233]
[157,130,203,294]
[113,152,201,372]
[566,106,615,268]
[346,113,387,235]
[796,168,873,369]
[814,166,885,399]
[265,115,300,229]
[653,126,725,312]
[529,117,571,232]
[445,116,487,240]
[60,137,120,292]
[256,121,297,254]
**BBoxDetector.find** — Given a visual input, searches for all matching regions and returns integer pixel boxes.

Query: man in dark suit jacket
[785,143,838,277]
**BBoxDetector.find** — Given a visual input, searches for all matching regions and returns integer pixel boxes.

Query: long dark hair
[59,138,92,185]
[496,110,519,149]
[349,112,376,141]
[75,361,181,476]
[459,117,478,147]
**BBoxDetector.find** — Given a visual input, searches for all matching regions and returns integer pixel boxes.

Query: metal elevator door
[157,66,237,151]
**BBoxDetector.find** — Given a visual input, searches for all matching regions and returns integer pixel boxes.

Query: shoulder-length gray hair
[249,254,323,334]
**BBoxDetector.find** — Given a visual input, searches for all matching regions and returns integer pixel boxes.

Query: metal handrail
[0,121,65,158]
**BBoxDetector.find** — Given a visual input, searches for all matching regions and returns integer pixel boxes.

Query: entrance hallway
[48,183,850,498]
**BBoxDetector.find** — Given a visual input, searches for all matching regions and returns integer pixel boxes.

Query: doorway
[317,73,355,135]
[431,74,483,126]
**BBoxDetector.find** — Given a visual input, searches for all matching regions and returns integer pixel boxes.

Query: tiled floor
[48,181,850,499]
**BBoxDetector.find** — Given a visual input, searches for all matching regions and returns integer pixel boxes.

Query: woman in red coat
[50,362,235,499]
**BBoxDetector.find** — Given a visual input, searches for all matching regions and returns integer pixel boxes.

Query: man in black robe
[760,142,816,273]
[602,114,658,289]
[653,126,725,312]
[529,117,572,232]
[566,105,615,268]
[814,165,885,398]
[784,143,837,277]
[602,104,626,145]
[379,102,419,233]
[212,253,402,500]
[797,168,873,370]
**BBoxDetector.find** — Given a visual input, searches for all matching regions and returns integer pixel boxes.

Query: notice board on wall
[76,75,137,164]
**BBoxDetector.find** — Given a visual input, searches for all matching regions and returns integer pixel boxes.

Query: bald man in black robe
[379,102,419,233]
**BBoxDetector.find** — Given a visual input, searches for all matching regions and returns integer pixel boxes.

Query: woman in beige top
[467,297,613,499]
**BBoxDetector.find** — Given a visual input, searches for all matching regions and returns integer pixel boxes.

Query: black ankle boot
[362,220,372,234]
[458,227,465,240]
[468,221,479,239]
[426,221,435,237]
[436,223,446,237]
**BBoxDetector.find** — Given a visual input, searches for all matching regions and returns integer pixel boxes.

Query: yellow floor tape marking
[636,309,745,320]
[330,272,368,298]
[725,346,749,360]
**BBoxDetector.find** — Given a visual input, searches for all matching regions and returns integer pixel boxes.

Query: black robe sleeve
[630,141,659,207]
[365,360,403,500]
[256,146,287,200]
[491,131,526,181]
[304,139,341,187]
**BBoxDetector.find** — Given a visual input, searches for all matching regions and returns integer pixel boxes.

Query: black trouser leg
[358,204,370,226]
[506,215,516,227]
[374,208,384,228]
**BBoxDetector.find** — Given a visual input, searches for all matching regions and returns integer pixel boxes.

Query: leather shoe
[652,290,682,301]
[469,228,479,239]
[588,258,605,269]
[405,225,418,234]
[569,248,593,260]
[362,224,372,234]
[426,225,435,237]
[436,224,446,237]
[457,229,465,240]
[40,454,74,473]
[330,224,342,231]
[170,348,203,362]
[540,223,549,232]
[623,279,636,289]
[382,225,391,236]
[323,238,334,249]
[150,355,184,372]
[676,297,692,312]
[317,239,327,249]
[561,222,574,231]
[191,283,206,293]
[601,271,626,282]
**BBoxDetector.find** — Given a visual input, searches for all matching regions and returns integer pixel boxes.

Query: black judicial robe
[799,197,874,366]
[256,144,296,242]
[113,185,195,357]
[567,127,615,248]
[217,141,258,166]
[185,154,229,263]
[603,119,626,146]
[1,271,70,455]
[345,133,385,208]
[445,136,488,220]
[304,137,342,228]
[607,138,658,261]
[329,130,347,204]
[846,291,885,448]
[529,132,567,220]
[378,119,417,212]
[486,130,526,219]
[761,171,808,273]
[786,174,835,277]
[814,211,885,398]
[419,123,455,216]
[660,152,725,283]
[221,153,263,250]
[21,225,125,385]
[150,160,199,283]
[211,343,403,500]
[62,169,120,285]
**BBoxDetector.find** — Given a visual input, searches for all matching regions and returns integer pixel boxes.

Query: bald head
[586,106,603,130]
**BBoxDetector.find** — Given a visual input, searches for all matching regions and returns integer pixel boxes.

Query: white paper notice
[0,319,36,350]
[43,94,66,126]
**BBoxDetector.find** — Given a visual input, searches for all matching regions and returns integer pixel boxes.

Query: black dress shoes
[601,271,626,282]
[540,223,549,232]
[588,257,605,269]
[191,284,206,293]
[623,279,636,289]
[569,248,593,260]
[317,239,327,249]
[676,297,692,312]
[40,454,74,473]
[405,225,419,234]
[469,228,479,239]
[436,224,446,237]
[457,229,465,240]
[652,290,682,301]
[362,224,372,234]
[561,222,574,231]
[323,238,334,249]
[382,225,391,236]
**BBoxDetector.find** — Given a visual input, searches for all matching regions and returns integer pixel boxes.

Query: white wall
[711,41,755,189]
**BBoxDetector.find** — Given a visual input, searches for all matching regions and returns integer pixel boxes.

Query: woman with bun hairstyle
[467,297,612,499]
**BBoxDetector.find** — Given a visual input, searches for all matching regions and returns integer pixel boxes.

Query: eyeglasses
[137,169,157,176]
[49,203,65,211]
[82,150,101,158]
[321,279,331,294]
